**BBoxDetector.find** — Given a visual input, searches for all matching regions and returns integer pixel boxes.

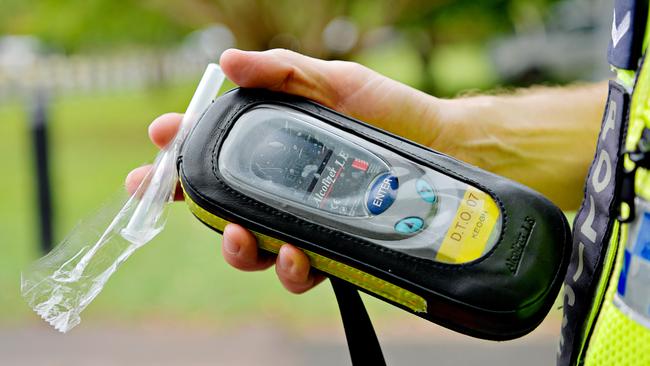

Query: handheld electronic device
[219,105,500,262]
[179,88,571,341]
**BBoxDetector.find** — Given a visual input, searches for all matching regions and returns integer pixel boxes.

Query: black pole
[30,91,54,254]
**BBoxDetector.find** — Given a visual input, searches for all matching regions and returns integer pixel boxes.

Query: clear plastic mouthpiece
[20,64,225,332]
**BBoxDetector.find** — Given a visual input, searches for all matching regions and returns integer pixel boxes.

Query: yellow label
[436,187,499,264]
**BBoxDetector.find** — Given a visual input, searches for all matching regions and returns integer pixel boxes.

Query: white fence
[0,48,215,102]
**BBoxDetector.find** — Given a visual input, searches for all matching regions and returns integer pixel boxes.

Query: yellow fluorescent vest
[582,66,650,365]
[573,3,650,365]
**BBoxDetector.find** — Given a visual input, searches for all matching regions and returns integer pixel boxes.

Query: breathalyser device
[179,88,571,341]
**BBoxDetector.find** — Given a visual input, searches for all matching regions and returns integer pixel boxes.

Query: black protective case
[179,88,572,340]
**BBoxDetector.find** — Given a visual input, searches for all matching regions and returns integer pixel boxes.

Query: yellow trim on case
[181,183,428,313]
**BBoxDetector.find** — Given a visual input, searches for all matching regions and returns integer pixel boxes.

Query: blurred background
[1,0,613,365]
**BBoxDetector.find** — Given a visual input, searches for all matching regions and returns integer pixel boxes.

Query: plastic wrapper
[20,64,225,332]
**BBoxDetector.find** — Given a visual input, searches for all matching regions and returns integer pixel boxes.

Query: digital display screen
[251,127,332,194]
[250,125,387,216]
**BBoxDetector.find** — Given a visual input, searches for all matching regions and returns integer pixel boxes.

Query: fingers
[220,48,367,110]
[125,165,151,196]
[148,113,183,148]
[275,244,325,294]
[147,113,183,199]
[222,224,275,271]
[125,113,184,199]
[222,224,324,293]
[125,164,185,200]
[136,76,330,294]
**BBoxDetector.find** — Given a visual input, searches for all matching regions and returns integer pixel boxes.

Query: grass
[1,81,350,330]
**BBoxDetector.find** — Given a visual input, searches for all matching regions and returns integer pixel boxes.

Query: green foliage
[352,37,425,89]
[1,0,562,95]
[1,0,559,54]
[1,0,194,52]
[428,42,498,96]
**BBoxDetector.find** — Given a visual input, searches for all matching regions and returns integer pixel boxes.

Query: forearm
[440,82,608,210]
[245,56,607,210]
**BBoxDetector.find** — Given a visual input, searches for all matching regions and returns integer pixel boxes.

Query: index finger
[149,113,183,148]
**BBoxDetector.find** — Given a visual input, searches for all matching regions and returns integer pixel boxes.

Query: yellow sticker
[436,187,499,264]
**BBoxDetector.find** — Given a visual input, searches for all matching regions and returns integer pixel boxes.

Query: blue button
[366,173,399,215]
[416,179,436,203]
[395,217,424,234]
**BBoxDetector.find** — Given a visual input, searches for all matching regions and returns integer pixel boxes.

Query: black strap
[331,278,386,366]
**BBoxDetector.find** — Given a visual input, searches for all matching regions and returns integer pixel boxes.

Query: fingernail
[279,253,294,273]
[223,237,240,255]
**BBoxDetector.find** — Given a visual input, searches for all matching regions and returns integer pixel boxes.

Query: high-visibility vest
[558,1,650,365]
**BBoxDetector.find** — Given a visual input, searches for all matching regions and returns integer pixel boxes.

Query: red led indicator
[352,158,369,171]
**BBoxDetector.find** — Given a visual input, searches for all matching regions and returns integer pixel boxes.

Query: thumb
[219,48,441,149]
[219,48,368,110]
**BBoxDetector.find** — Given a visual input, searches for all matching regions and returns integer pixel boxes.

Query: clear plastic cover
[20,64,225,332]
[219,106,502,264]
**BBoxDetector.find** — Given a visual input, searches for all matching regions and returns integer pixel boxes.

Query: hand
[126,48,452,294]
[127,48,604,293]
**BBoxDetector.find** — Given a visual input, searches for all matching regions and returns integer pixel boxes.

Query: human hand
[127,48,605,292]
[125,48,470,293]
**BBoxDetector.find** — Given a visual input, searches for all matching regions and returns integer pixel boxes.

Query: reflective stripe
[608,0,648,70]
[181,182,428,314]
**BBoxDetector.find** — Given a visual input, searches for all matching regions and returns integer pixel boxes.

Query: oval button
[416,179,437,203]
[366,173,399,215]
[395,217,424,234]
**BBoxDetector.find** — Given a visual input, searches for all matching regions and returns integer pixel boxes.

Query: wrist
[433,95,504,169]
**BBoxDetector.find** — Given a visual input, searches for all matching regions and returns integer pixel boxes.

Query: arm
[215,49,606,209]
[126,49,606,293]
[442,84,607,210]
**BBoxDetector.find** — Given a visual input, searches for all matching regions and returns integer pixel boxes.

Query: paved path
[1,318,561,365]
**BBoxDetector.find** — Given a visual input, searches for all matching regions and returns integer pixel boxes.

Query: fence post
[30,90,54,254]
